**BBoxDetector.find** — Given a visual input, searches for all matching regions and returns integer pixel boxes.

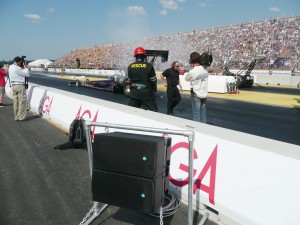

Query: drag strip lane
[27,73,300,145]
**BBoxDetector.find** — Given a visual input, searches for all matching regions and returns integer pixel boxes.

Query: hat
[14,56,22,62]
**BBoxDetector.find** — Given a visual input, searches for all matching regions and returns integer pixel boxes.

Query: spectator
[0,63,9,107]
[8,57,30,121]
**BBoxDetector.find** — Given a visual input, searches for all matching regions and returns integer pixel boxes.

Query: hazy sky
[0,0,299,61]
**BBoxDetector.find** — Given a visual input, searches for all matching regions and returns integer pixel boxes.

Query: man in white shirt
[8,56,30,121]
[185,52,209,123]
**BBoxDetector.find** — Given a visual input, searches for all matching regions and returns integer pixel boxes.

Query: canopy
[28,59,53,68]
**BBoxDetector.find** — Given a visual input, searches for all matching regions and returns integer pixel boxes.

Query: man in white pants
[8,56,30,121]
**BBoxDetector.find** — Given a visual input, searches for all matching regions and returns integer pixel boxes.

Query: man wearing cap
[8,56,30,121]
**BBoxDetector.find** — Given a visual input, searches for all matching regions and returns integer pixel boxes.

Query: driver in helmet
[127,47,158,112]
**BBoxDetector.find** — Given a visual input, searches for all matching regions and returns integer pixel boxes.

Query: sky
[0,0,299,61]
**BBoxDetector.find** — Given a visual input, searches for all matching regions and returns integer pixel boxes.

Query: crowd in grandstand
[51,16,300,71]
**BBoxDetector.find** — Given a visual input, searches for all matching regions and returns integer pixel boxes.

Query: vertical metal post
[84,124,93,178]
[188,133,195,225]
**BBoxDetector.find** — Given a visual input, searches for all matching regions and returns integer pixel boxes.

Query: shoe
[167,110,174,116]
[0,103,3,107]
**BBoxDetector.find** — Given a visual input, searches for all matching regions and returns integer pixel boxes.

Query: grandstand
[51,15,300,72]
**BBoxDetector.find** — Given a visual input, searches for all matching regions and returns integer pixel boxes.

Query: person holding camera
[0,63,9,107]
[8,56,30,121]
[160,61,183,115]
[185,52,210,123]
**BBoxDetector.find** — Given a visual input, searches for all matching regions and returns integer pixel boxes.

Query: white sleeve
[185,73,192,81]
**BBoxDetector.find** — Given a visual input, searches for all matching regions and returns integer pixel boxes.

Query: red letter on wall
[193,145,218,204]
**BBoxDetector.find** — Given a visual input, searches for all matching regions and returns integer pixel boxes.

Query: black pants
[128,98,158,112]
[167,87,181,114]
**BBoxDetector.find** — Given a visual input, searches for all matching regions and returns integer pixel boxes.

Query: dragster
[221,59,257,88]
[70,50,169,96]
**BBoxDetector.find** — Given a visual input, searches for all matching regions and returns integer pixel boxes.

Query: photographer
[0,63,9,107]
[185,52,210,123]
[8,56,30,121]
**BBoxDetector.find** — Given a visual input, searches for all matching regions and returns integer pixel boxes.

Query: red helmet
[134,47,146,57]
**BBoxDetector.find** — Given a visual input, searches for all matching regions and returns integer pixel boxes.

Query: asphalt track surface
[29,72,300,146]
[0,97,217,225]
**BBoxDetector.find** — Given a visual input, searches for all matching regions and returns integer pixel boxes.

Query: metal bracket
[82,121,195,225]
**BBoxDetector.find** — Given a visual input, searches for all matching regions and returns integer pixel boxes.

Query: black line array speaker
[91,132,171,213]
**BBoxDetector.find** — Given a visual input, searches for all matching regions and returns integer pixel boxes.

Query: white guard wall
[5,83,300,225]
[43,68,300,87]
[180,74,236,93]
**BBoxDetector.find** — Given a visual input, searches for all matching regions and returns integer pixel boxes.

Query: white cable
[148,191,181,218]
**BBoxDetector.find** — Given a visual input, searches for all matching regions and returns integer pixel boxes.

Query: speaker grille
[93,132,165,178]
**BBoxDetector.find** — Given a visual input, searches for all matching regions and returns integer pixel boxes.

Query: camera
[200,51,213,67]
[20,56,29,89]
[20,56,26,68]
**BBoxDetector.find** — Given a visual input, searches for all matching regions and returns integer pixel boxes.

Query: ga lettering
[169,142,218,205]
[41,96,54,115]
[76,106,99,140]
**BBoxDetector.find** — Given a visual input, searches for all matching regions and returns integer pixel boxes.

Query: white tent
[28,59,53,68]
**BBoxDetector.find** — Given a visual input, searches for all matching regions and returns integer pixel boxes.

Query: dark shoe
[0,103,3,107]
[167,110,174,115]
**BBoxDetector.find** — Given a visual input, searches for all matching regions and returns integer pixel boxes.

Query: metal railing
[82,121,196,225]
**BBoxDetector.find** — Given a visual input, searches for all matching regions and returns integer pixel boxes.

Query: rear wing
[145,50,169,65]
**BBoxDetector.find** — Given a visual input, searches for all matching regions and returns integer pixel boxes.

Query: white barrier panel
[5,83,300,225]
[30,68,45,72]
[253,74,300,86]
[230,69,293,76]
[228,69,300,86]
[180,73,236,93]
[65,68,124,76]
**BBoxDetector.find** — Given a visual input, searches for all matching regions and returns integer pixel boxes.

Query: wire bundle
[148,191,181,218]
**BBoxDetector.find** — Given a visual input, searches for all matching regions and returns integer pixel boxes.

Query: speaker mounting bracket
[82,121,195,225]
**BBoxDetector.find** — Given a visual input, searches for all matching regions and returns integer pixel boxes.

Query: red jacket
[0,68,8,86]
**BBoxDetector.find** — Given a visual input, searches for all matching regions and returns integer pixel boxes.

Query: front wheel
[75,80,81,87]
[123,83,130,97]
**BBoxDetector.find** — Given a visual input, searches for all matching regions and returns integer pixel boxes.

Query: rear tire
[236,75,243,88]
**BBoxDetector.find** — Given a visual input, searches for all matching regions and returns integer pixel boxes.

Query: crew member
[185,52,209,123]
[127,47,158,112]
[8,56,30,121]
[160,61,182,115]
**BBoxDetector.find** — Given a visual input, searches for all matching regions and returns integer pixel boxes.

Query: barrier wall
[229,69,300,86]
[43,67,300,88]
[5,83,300,225]
[180,74,236,93]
